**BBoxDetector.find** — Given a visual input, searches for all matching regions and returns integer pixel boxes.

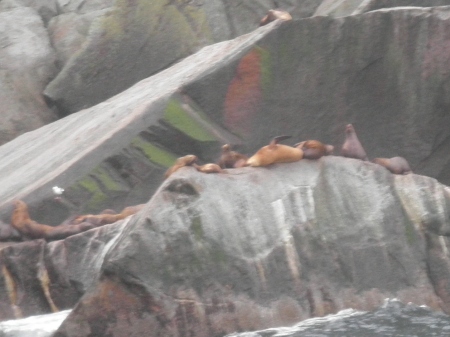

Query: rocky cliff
[43,157,450,336]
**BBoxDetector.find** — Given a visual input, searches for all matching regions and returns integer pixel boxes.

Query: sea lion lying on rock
[193,163,223,174]
[165,155,198,179]
[73,204,145,226]
[218,144,248,168]
[373,157,412,175]
[247,136,303,167]
[11,200,95,241]
[260,9,292,26]
[296,140,334,159]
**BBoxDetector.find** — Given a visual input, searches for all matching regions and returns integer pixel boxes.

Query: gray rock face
[43,0,323,115]
[314,0,450,17]
[0,0,58,24]
[0,220,127,321]
[354,1,450,15]
[0,7,58,146]
[50,158,450,336]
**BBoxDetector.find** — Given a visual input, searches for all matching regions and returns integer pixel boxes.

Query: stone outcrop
[0,6,58,146]
[47,157,450,336]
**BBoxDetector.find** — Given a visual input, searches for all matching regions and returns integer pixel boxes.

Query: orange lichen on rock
[224,49,263,135]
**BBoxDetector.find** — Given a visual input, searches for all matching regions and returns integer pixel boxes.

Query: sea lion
[247,135,303,167]
[296,140,334,159]
[218,144,248,168]
[341,124,368,161]
[11,200,95,241]
[260,9,292,26]
[11,200,56,239]
[73,204,145,226]
[373,157,412,175]
[193,163,223,174]
[165,155,198,179]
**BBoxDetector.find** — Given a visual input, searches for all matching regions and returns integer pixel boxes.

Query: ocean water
[226,299,450,337]
[1,299,450,336]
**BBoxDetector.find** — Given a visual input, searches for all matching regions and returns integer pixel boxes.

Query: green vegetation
[164,99,217,142]
[190,216,204,241]
[132,137,178,167]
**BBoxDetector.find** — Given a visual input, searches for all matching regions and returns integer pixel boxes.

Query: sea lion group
[165,123,412,178]
[9,200,145,241]
[7,123,412,242]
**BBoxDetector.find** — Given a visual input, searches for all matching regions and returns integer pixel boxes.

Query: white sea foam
[0,310,71,337]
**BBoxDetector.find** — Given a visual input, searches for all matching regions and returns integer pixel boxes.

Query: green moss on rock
[164,99,217,142]
[132,137,178,168]
[92,166,128,193]
[190,216,204,241]
[78,176,108,210]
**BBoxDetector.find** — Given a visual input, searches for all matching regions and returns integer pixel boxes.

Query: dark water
[1,299,450,336]
[226,299,450,337]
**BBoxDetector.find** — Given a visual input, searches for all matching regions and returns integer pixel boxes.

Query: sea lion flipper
[270,135,292,148]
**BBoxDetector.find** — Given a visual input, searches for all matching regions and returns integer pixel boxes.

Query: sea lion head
[179,154,198,165]
[345,124,355,134]
[222,144,231,152]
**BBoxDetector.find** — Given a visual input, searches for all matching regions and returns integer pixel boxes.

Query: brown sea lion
[11,200,56,239]
[260,9,292,26]
[218,144,248,168]
[373,157,412,175]
[247,135,303,167]
[73,204,145,226]
[296,140,334,159]
[193,163,223,174]
[165,155,198,179]
[341,124,368,161]
[11,200,95,241]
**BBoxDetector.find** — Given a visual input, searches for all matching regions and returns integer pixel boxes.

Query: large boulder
[51,157,450,336]
[0,7,58,146]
